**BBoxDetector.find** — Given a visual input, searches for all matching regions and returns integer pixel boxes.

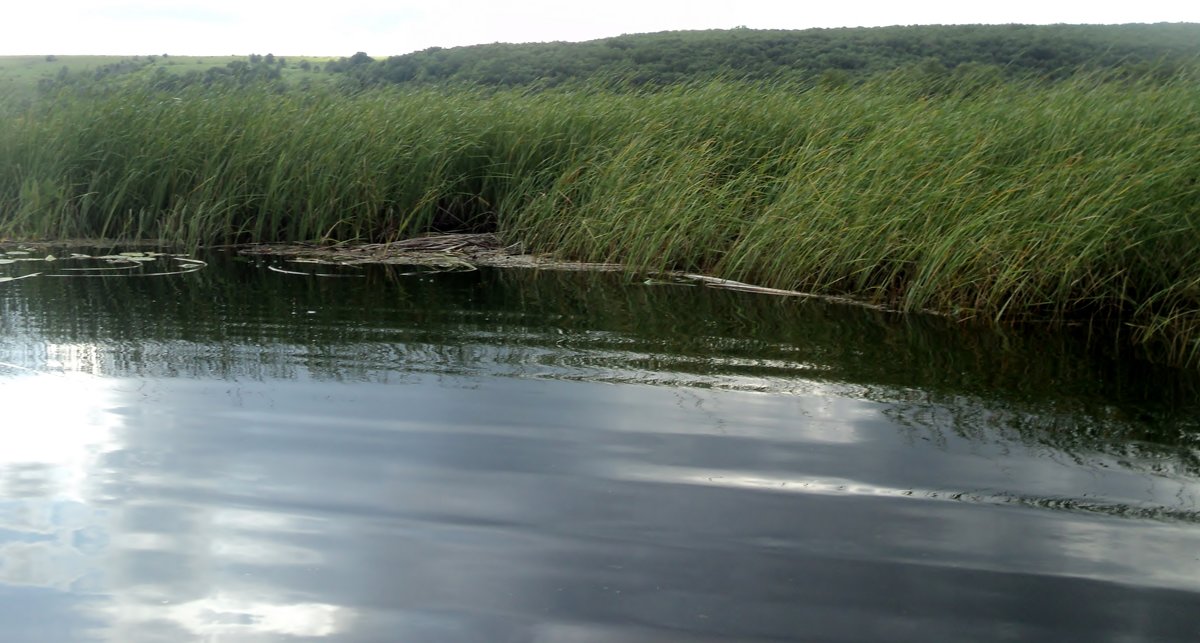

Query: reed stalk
[1,74,1198,364]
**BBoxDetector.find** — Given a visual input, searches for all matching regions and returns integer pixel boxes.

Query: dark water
[1,250,1198,642]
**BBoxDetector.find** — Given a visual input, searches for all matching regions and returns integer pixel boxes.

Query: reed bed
[1,75,1198,364]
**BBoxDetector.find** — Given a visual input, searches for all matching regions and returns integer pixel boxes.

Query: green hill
[0,54,334,102]
[6,24,1198,99]
[329,23,1200,87]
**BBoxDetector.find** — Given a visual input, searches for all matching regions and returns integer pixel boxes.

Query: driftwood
[676,274,898,311]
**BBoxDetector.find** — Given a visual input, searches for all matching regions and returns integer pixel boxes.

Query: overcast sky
[5,1,1199,57]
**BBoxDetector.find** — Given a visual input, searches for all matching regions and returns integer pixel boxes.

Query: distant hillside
[328,23,1200,87]
[0,54,334,101]
[7,23,1198,100]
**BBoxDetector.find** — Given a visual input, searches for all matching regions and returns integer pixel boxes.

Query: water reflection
[0,252,1198,641]
[99,595,344,640]
[0,370,352,641]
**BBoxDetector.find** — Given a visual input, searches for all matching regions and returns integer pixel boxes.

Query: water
[1,250,1198,642]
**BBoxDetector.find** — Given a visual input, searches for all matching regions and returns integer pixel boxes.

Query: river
[1,249,1198,641]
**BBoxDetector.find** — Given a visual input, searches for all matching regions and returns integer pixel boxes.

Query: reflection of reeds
[2,74,1199,363]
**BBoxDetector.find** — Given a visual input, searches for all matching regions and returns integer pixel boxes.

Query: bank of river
[4,78,1199,365]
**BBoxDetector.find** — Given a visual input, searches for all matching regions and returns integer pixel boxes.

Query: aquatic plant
[0,73,1198,365]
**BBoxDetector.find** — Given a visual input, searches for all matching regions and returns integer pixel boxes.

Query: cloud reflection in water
[0,370,351,640]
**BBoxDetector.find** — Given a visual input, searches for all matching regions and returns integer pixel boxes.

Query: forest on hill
[325,23,1200,88]
[13,22,1199,97]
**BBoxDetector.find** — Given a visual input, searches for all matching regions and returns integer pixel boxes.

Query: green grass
[0,55,137,77]
[1,74,1198,366]
[0,55,335,102]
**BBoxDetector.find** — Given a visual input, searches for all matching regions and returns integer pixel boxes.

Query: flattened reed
[1,74,1198,364]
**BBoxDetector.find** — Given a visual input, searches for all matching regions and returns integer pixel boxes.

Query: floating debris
[58,264,141,272]
[0,273,41,284]
[268,263,364,278]
[237,234,907,312]
[0,250,206,284]
[238,233,624,272]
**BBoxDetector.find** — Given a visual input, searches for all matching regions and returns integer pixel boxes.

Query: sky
[4,0,1199,57]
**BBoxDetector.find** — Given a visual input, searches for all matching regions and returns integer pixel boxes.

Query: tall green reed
[1,74,1198,364]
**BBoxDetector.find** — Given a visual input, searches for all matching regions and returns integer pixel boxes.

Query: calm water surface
[1,250,1198,642]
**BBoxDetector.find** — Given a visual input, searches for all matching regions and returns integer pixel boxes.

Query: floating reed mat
[236,233,903,311]
[237,233,625,272]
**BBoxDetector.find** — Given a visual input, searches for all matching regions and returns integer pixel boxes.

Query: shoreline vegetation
[2,28,1200,367]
